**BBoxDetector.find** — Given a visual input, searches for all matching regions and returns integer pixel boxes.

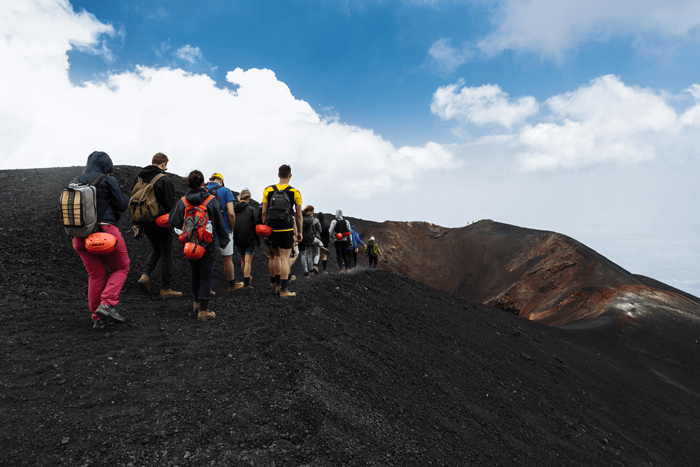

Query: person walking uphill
[262,164,303,297]
[330,210,351,273]
[71,151,130,329]
[130,152,182,298]
[346,225,364,270]
[233,188,260,289]
[206,173,242,292]
[169,170,230,320]
[366,236,382,269]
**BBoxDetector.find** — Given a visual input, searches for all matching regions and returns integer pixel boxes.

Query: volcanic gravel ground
[1,166,699,466]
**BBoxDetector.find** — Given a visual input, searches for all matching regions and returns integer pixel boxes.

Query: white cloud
[427,38,474,75]
[479,0,700,58]
[175,44,202,64]
[431,79,539,128]
[0,0,460,206]
[516,75,681,170]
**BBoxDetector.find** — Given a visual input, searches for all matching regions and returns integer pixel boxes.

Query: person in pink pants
[72,151,130,329]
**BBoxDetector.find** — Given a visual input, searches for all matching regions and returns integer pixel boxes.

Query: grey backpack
[60,174,107,237]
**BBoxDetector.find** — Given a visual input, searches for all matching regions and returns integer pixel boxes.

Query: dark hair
[187,170,204,189]
[152,152,169,165]
[303,205,314,214]
[317,212,325,223]
[278,164,291,178]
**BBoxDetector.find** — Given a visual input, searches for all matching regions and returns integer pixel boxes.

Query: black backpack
[367,239,376,255]
[266,186,293,229]
[335,218,348,239]
[299,215,315,250]
[208,185,225,215]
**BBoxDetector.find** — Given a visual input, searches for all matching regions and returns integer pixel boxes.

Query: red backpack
[178,195,214,260]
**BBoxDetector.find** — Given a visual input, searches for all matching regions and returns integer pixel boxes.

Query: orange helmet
[178,230,188,245]
[255,224,273,238]
[183,242,205,260]
[155,214,170,228]
[86,232,117,256]
[335,233,343,240]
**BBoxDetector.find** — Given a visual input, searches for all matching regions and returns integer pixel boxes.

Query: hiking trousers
[347,248,357,269]
[189,237,219,307]
[334,241,350,271]
[74,224,130,320]
[300,248,314,274]
[142,222,173,289]
[368,255,378,268]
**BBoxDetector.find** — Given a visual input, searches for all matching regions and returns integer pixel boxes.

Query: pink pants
[73,224,130,320]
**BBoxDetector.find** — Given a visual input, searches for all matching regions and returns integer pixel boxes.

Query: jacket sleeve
[313,218,322,238]
[355,233,364,247]
[329,220,337,238]
[168,198,185,229]
[208,199,230,248]
[106,176,128,213]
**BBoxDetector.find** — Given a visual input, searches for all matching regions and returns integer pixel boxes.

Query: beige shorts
[219,232,234,256]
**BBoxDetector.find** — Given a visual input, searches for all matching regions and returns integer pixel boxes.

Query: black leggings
[368,255,378,268]
[334,241,350,270]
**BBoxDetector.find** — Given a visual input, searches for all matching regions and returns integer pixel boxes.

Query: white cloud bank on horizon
[478,0,700,58]
[0,0,459,202]
[433,75,700,170]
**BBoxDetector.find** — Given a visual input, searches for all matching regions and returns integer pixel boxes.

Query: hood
[335,209,343,220]
[185,188,212,205]
[137,164,165,183]
[80,151,113,183]
[351,226,355,232]
[234,200,249,213]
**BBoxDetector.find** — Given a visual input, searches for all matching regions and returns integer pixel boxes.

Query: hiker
[262,164,303,297]
[299,205,324,278]
[233,188,260,289]
[206,173,242,292]
[131,152,181,298]
[72,151,130,329]
[169,170,230,320]
[317,212,330,273]
[329,210,351,273]
[346,226,364,270]
[366,236,382,269]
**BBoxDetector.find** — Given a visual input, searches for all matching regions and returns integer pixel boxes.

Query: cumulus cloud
[427,38,474,75]
[516,75,682,170]
[431,79,539,128]
[0,0,459,204]
[175,44,202,64]
[479,0,700,58]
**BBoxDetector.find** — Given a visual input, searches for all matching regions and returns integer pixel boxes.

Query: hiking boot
[275,285,281,295]
[160,289,183,298]
[193,302,200,312]
[197,310,216,320]
[279,289,296,298]
[320,247,330,254]
[313,266,319,275]
[138,274,150,293]
[93,318,106,329]
[210,290,216,297]
[95,304,125,323]
[242,285,254,290]
[289,275,296,283]
[228,282,244,292]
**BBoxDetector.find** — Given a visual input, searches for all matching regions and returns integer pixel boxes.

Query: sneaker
[138,274,150,293]
[160,289,183,298]
[228,282,244,292]
[197,310,216,320]
[279,289,296,298]
[320,247,330,254]
[313,266,319,275]
[289,275,296,283]
[95,304,125,323]
[93,318,106,329]
[210,290,216,297]
[275,285,281,295]
[193,302,200,312]
[242,285,254,290]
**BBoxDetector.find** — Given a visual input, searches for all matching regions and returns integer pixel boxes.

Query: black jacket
[78,151,128,225]
[233,201,261,248]
[131,165,176,217]
[169,188,230,251]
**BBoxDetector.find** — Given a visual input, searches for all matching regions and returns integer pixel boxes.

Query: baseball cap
[209,172,224,185]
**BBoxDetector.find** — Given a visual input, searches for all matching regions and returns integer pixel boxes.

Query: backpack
[367,239,377,256]
[208,184,224,212]
[60,174,107,238]
[266,186,293,230]
[299,215,316,250]
[129,173,165,223]
[335,218,348,239]
[179,195,214,260]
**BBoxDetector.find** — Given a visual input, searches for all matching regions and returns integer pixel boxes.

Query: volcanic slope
[0,166,699,466]
[347,217,700,327]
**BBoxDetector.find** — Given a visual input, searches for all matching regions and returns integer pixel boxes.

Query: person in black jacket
[131,152,181,297]
[72,151,130,329]
[233,188,261,290]
[169,170,230,320]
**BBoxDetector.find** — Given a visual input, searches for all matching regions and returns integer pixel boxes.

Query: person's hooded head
[336,209,343,219]
[80,151,113,183]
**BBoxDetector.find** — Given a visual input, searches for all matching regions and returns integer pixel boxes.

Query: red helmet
[335,233,343,240]
[178,231,188,245]
[183,242,205,261]
[155,213,170,228]
[343,231,351,237]
[85,232,117,256]
[255,224,273,238]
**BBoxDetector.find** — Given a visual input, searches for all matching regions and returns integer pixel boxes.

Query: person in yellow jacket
[365,236,382,269]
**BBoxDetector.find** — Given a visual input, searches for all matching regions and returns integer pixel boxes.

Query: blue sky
[2,0,700,292]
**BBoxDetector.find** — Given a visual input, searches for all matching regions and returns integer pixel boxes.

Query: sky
[1,0,700,293]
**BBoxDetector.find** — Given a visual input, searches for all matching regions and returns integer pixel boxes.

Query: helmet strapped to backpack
[85,232,117,256]
[181,195,214,261]
[255,224,273,238]
[155,213,170,228]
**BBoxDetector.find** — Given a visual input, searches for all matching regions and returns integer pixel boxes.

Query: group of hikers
[65,151,383,328]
